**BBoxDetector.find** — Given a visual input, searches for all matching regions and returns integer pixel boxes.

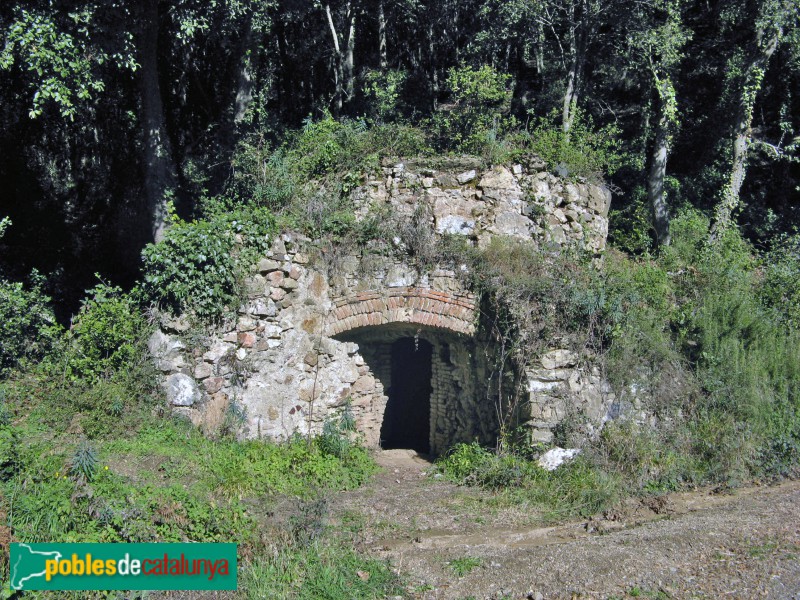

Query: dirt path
[330,450,800,600]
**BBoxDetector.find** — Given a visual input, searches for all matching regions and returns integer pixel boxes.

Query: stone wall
[523,349,617,444]
[150,159,617,453]
[355,157,611,255]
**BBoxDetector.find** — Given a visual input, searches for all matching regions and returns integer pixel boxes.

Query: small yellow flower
[104,466,109,470]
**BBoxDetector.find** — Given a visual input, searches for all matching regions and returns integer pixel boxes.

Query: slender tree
[712,0,798,236]
[635,0,689,247]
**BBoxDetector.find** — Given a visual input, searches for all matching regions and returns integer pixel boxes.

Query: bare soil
[329,450,800,600]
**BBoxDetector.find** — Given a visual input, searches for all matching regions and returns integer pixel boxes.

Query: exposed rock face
[152,160,616,452]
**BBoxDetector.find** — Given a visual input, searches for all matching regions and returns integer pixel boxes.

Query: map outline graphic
[10,543,62,590]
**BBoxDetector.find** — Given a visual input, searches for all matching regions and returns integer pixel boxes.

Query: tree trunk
[211,11,262,186]
[234,15,261,125]
[428,21,439,109]
[534,21,545,75]
[648,94,671,247]
[138,0,175,243]
[325,3,344,114]
[378,0,387,70]
[712,20,781,236]
[562,8,586,134]
[343,0,356,105]
[562,53,578,133]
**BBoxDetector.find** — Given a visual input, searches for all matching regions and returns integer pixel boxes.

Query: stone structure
[355,157,610,254]
[151,159,619,453]
[328,288,477,337]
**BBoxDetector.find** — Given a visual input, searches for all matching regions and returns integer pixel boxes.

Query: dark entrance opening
[380,337,432,453]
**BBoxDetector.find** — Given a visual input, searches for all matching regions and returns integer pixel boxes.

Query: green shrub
[287,114,374,178]
[140,207,275,322]
[65,283,146,382]
[529,108,625,179]
[437,441,495,484]
[760,232,800,329]
[608,188,655,254]
[225,140,297,209]
[365,122,430,158]
[437,442,621,518]
[429,64,515,153]
[363,69,408,122]
[0,273,62,376]
[141,218,238,321]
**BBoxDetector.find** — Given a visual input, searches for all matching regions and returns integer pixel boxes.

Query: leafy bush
[430,64,515,153]
[140,207,275,322]
[608,188,655,254]
[225,140,297,209]
[760,232,800,329]
[0,273,62,376]
[437,441,495,484]
[363,69,408,122]
[365,122,430,158]
[288,114,370,178]
[65,283,147,382]
[529,108,625,179]
[141,218,238,321]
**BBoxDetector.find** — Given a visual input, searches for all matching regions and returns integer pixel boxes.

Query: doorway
[380,337,432,453]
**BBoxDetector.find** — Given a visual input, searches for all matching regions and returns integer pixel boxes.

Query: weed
[447,556,482,577]
[290,496,328,546]
[240,539,403,599]
[70,440,98,483]
[438,443,622,519]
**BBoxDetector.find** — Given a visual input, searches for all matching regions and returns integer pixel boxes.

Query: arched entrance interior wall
[335,323,500,456]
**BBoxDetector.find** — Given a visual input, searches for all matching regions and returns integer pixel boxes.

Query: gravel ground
[330,450,800,600]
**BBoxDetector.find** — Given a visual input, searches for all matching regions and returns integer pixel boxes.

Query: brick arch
[327,287,477,336]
